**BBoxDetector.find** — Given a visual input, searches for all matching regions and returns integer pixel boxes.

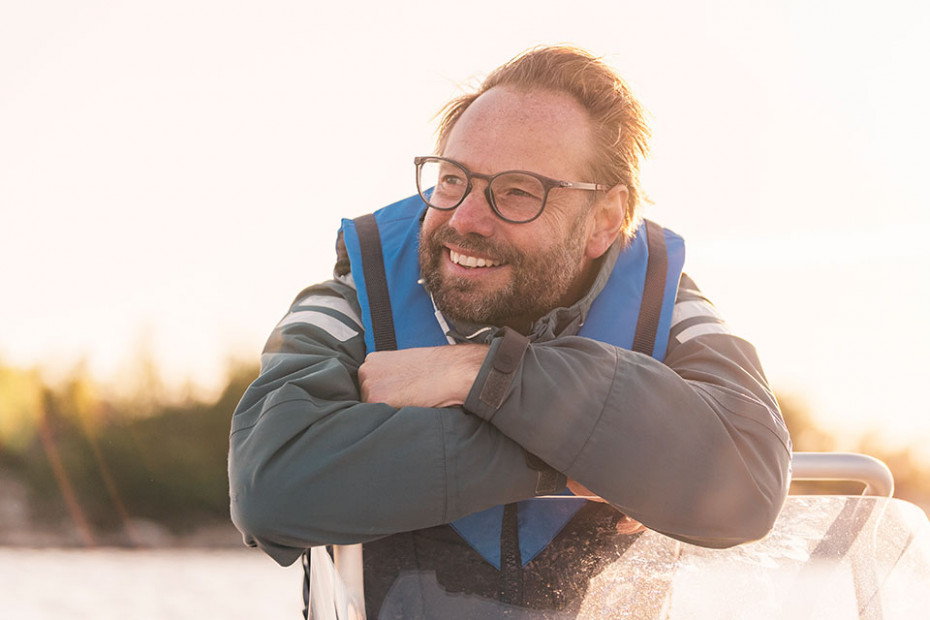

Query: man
[229,46,791,616]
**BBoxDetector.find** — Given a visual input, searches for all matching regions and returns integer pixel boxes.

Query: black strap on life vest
[354,213,398,352]
[499,502,523,604]
[631,219,668,356]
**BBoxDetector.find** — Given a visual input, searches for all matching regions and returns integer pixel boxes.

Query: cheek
[532,208,586,246]
[505,230,539,255]
[420,208,447,238]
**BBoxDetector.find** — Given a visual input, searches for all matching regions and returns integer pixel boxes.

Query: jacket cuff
[464,327,529,421]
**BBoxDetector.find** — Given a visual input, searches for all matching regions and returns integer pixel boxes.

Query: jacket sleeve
[463,274,792,548]
[227,278,543,566]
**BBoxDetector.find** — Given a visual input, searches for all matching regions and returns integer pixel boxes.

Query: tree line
[0,359,927,546]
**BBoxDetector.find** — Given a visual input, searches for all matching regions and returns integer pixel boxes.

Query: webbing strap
[499,503,523,604]
[354,214,398,352]
[631,220,668,356]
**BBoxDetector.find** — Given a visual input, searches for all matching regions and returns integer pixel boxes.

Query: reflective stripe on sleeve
[277,310,359,342]
[293,294,362,330]
[671,299,724,326]
[675,322,732,344]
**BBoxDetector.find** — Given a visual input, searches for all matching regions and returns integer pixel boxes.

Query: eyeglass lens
[417,158,546,223]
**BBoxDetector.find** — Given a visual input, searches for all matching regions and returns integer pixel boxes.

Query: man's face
[419,86,602,329]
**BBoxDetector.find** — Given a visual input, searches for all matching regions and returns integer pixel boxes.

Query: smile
[449,249,503,269]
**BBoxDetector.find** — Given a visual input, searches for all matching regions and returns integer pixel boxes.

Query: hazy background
[4,5,929,618]
[2,1,928,454]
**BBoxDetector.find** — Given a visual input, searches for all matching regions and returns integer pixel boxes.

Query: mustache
[424,225,522,264]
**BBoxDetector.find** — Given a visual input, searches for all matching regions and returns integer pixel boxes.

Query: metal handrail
[790,452,894,497]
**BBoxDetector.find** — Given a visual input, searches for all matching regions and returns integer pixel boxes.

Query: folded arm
[228,280,541,565]
[463,275,792,547]
[228,275,791,565]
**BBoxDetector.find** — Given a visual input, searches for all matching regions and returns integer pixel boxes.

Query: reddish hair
[437,46,651,242]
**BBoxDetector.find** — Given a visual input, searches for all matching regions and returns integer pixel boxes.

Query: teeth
[450,250,501,268]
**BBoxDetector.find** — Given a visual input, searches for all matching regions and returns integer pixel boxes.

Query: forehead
[441,86,594,180]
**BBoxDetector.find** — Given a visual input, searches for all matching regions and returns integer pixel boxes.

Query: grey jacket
[228,241,792,567]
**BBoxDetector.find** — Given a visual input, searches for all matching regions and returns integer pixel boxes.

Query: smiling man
[229,46,791,617]
[418,87,610,329]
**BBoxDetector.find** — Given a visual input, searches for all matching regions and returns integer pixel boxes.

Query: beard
[418,214,590,327]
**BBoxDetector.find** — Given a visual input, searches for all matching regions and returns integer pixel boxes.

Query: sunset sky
[2,1,928,454]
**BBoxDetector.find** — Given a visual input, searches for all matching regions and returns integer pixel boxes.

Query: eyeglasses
[414,156,610,224]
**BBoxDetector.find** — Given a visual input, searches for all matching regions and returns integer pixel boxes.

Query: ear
[585,184,627,259]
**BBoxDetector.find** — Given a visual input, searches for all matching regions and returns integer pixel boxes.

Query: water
[0,547,305,619]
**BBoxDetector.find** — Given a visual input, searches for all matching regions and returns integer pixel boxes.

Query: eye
[436,163,467,187]
[495,174,543,201]
[440,172,466,186]
[501,186,537,199]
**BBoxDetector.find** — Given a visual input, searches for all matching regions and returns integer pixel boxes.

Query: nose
[448,182,497,237]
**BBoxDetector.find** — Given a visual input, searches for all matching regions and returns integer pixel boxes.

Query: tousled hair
[436,45,651,242]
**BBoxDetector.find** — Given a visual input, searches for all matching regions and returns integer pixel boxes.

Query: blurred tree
[778,394,836,452]
[781,393,930,512]
[7,360,258,541]
[4,362,928,544]
[0,362,44,454]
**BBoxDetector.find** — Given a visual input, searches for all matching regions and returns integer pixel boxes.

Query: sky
[1,1,929,453]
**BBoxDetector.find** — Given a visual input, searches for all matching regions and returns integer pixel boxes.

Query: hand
[358,344,489,408]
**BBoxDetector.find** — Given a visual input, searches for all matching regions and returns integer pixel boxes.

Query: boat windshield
[309,495,930,619]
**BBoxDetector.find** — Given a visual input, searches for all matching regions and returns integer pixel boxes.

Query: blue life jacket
[340,193,685,569]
